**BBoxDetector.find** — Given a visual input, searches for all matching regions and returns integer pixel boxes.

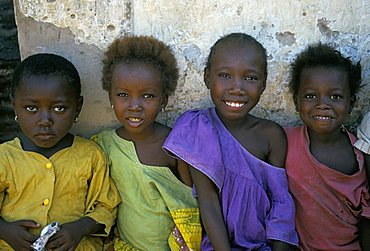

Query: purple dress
[163,108,298,250]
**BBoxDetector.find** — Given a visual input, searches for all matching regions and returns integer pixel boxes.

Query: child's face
[110,62,166,136]
[12,76,82,149]
[204,42,266,123]
[295,66,353,135]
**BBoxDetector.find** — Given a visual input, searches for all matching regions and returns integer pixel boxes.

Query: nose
[228,78,245,95]
[315,96,331,109]
[128,98,142,111]
[38,110,53,127]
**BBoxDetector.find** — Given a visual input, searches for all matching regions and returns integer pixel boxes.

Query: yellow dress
[0,136,121,250]
[94,129,202,251]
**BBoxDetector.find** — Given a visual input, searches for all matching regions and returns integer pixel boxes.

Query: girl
[285,43,370,250]
[164,33,298,250]
[0,53,120,250]
[94,36,202,251]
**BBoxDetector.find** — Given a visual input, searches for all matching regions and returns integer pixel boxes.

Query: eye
[25,106,38,112]
[143,94,154,98]
[54,106,65,112]
[330,94,343,100]
[218,73,231,79]
[304,94,316,99]
[118,93,128,97]
[244,76,257,81]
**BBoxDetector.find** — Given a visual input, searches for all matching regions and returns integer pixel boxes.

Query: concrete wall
[0,0,20,143]
[13,0,370,136]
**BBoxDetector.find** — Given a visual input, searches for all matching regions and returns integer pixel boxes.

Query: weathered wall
[0,0,20,143]
[13,0,370,136]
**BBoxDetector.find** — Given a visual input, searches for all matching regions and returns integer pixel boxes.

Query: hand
[45,222,84,251]
[0,219,40,250]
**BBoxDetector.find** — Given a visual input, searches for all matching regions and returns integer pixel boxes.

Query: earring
[111,104,114,109]
[161,107,165,112]
[74,117,79,123]
[14,115,18,122]
[340,124,346,132]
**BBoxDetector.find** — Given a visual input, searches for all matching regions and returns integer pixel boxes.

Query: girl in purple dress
[164,33,298,250]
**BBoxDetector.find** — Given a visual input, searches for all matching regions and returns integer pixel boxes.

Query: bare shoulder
[254,118,287,167]
[255,117,286,141]
[153,122,172,142]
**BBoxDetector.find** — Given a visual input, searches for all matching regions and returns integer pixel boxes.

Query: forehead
[112,62,162,85]
[300,67,349,86]
[16,75,77,98]
[210,41,266,71]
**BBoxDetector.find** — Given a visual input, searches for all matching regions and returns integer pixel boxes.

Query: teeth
[225,101,245,108]
[128,118,141,122]
[313,115,332,120]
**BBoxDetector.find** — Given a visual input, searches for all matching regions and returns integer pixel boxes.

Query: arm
[189,166,231,251]
[267,124,296,251]
[0,217,40,250]
[267,123,287,168]
[177,159,193,187]
[46,217,103,251]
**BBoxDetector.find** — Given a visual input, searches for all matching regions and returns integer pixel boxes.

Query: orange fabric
[285,126,370,251]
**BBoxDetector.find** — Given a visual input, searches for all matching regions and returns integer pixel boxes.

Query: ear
[349,95,356,113]
[261,80,266,94]
[108,92,113,107]
[293,95,299,112]
[204,67,210,89]
[161,95,168,109]
[75,96,83,118]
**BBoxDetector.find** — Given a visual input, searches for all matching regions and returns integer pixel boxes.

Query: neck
[19,133,74,158]
[116,123,159,143]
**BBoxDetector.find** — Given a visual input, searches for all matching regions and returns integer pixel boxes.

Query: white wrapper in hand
[31,222,60,251]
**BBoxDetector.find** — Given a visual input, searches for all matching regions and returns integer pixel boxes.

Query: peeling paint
[275,31,296,46]
[317,18,340,39]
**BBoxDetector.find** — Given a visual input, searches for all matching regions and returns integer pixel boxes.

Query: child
[0,53,121,250]
[355,111,370,249]
[93,36,202,251]
[285,43,370,250]
[164,33,298,250]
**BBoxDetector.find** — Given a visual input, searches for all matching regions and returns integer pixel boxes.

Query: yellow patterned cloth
[94,130,201,251]
[0,136,121,250]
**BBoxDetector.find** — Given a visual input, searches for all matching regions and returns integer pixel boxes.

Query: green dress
[94,129,201,251]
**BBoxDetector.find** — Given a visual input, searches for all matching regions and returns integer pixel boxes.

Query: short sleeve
[163,109,225,190]
[84,145,121,236]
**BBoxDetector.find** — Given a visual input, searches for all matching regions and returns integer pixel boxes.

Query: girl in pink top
[285,43,370,250]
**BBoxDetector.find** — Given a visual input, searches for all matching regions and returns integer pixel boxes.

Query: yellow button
[43,199,49,206]
[45,163,52,169]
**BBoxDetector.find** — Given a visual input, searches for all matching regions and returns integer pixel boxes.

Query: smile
[225,101,246,108]
[127,117,144,127]
[312,115,333,120]
[128,117,142,122]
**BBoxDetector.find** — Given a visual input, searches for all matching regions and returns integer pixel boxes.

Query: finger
[46,238,63,250]
[52,242,71,251]
[19,220,41,228]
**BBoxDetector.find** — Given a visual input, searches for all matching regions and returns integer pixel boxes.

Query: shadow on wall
[0,0,21,143]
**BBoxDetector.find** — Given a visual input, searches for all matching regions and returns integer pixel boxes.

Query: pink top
[285,126,370,251]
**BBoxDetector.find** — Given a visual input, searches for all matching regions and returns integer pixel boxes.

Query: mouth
[127,117,143,127]
[311,115,334,120]
[224,101,246,108]
[36,133,55,140]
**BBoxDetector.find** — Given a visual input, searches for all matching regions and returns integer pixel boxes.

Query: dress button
[45,163,52,169]
[43,199,49,206]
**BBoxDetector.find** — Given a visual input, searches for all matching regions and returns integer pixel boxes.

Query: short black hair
[102,35,179,98]
[206,32,268,76]
[289,43,362,99]
[12,53,81,97]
